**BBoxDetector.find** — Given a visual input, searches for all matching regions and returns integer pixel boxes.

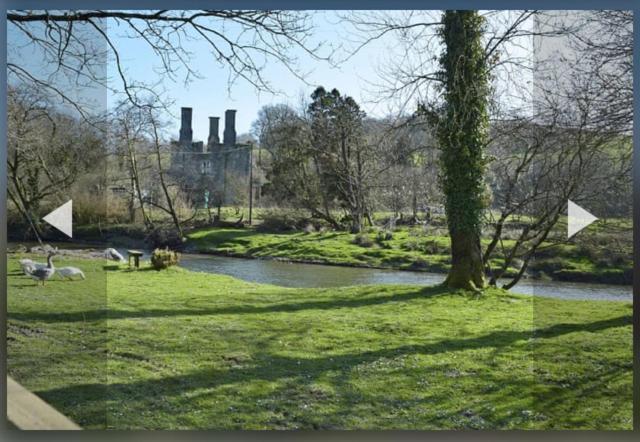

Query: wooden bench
[7,376,81,430]
[127,250,144,268]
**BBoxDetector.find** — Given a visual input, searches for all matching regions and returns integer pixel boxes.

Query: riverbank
[186,227,633,285]
[11,221,632,286]
[7,255,632,429]
[7,244,630,300]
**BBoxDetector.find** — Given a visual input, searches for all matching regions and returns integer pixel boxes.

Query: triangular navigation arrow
[43,200,73,238]
[567,199,597,239]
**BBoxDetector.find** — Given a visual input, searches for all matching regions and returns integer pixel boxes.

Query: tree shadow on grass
[9,285,459,323]
[102,265,161,272]
[34,313,631,429]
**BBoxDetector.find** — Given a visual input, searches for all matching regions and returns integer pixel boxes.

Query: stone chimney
[208,116,220,145]
[223,109,237,146]
[179,107,193,145]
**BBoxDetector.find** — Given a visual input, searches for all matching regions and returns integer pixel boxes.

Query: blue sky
[106,11,399,140]
[8,10,536,140]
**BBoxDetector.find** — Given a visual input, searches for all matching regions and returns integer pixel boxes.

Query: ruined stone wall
[170,107,251,208]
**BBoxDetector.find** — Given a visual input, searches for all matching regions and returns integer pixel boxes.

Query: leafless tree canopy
[339,10,632,288]
[8,10,328,118]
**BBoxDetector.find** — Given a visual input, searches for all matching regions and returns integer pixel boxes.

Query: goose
[26,252,57,286]
[57,266,85,280]
[19,258,46,276]
[105,248,125,262]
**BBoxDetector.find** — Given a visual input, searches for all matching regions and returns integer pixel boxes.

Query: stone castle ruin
[170,107,251,210]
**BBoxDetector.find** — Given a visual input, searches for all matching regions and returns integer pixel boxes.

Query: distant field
[7,255,632,429]
[186,224,632,285]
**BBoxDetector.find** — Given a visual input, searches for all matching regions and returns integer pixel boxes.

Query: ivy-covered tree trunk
[438,11,489,290]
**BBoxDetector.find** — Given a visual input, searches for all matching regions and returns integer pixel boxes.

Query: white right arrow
[567,199,597,239]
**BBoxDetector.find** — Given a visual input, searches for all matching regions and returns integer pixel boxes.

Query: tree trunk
[150,121,183,238]
[444,230,485,290]
[411,189,418,219]
[435,11,489,291]
[365,211,374,227]
[350,212,362,233]
[8,187,43,244]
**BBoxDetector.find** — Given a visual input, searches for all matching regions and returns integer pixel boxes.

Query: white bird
[25,252,57,286]
[19,258,46,276]
[57,266,86,280]
[105,248,125,262]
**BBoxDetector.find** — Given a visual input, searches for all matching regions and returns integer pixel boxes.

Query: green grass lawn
[186,227,632,285]
[7,255,632,429]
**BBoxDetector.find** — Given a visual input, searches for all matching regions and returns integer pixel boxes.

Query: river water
[176,253,632,302]
[8,242,632,301]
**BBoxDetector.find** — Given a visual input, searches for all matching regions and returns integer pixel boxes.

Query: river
[176,253,631,302]
[8,242,632,301]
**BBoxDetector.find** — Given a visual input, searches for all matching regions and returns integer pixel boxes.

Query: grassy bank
[186,227,632,285]
[7,255,632,429]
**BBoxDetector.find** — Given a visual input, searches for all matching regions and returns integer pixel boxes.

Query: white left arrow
[43,200,73,238]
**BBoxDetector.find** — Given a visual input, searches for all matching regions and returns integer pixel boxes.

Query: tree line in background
[253,87,440,234]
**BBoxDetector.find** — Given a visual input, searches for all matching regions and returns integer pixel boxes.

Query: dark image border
[0,1,637,440]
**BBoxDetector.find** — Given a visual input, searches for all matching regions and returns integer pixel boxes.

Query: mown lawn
[7,255,632,429]
[186,227,632,285]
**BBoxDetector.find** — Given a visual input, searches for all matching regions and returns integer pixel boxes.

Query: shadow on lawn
[102,265,159,273]
[9,285,459,323]
[34,313,631,429]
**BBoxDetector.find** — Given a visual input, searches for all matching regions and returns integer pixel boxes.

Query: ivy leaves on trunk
[436,11,490,290]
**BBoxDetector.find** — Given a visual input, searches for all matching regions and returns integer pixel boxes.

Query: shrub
[528,257,565,276]
[423,240,446,255]
[257,209,306,232]
[353,233,374,248]
[73,190,131,224]
[150,247,180,270]
[376,230,393,242]
[403,239,421,251]
[409,257,430,270]
[146,227,184,248]
[575,244,601,261]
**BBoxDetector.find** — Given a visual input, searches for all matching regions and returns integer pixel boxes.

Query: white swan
[19,258,46,275]
[105,248,125,262]
[57,266,86,280]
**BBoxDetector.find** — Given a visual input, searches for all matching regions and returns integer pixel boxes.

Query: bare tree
[7,85,104,241]
[146,109,187,238]
[343,10,631,289]
[110,101,155,228]
[7,9,332,240]
[8,10,330,117]
[477,10,633,288]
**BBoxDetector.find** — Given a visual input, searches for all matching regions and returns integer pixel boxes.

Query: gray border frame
[0,1,637,440]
